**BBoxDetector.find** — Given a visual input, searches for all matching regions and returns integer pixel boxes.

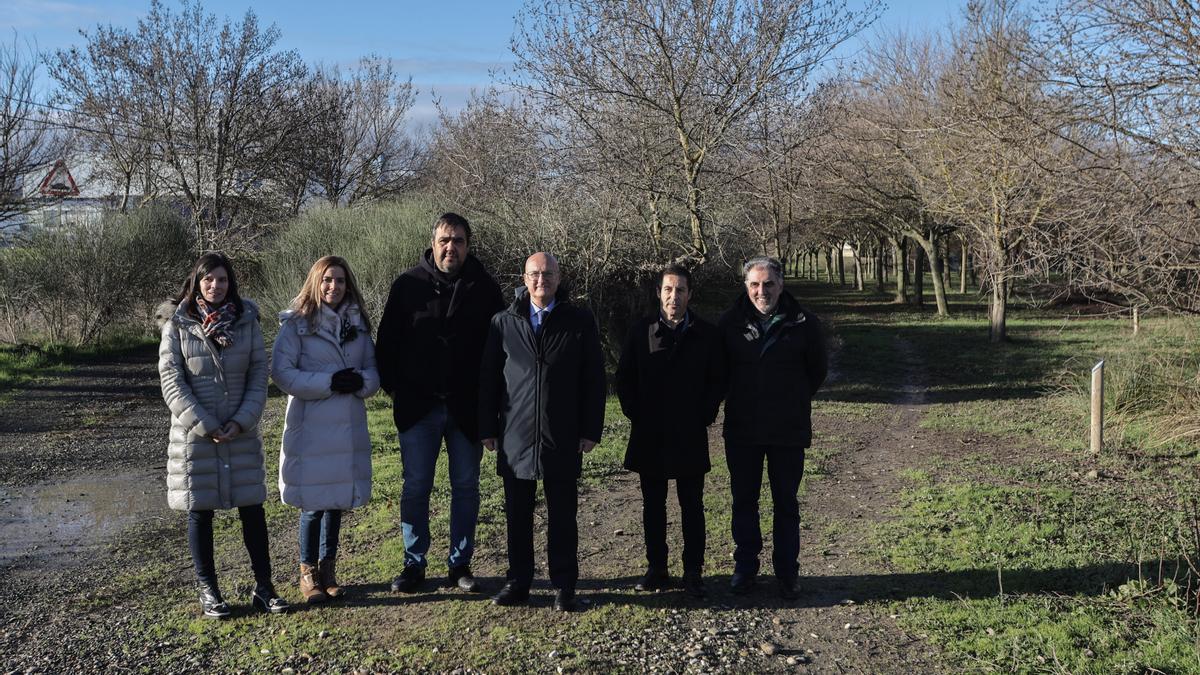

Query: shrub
[256,198,435,337]
[0,206,194,345]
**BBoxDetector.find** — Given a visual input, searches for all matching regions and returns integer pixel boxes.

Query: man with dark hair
[376,212,505,594]
[718,255,827,600]
[479,252,606,612]
[616,264,724,598]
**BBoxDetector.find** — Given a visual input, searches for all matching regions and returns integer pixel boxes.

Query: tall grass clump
[256,198,437,338]
[1058,319,1200,456]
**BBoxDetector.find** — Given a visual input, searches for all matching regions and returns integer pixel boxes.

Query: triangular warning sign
[38,160,80,197]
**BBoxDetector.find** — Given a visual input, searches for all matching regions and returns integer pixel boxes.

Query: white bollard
[1090,360,1104,454]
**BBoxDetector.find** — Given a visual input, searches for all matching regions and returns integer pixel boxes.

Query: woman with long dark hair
[271,256,378,603]
[157,252,288,618]
[273,254,376,600]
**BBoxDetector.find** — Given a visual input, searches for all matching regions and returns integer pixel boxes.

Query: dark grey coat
[478,291,606,480]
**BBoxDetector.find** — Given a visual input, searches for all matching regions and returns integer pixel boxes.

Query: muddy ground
[0,331,963,674]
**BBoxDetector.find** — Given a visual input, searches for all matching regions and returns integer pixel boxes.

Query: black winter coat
[719,290,827,448]
[376,251,504,442]
[478,291,606,480]
[615,313,724,478]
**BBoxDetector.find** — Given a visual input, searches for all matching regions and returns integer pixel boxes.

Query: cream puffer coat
[271,303,379,511]
[158,299,269,511]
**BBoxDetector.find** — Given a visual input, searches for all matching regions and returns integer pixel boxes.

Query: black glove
[330,368,364,393]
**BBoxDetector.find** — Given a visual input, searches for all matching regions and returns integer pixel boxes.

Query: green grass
[796,278,1200,672]
[0,333,156,393]
[77,276,1200,671]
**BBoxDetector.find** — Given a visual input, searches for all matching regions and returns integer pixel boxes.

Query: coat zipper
[532,311,544,480]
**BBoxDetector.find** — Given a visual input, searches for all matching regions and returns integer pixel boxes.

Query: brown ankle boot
[299,563,328,603]
[318,559,341,599]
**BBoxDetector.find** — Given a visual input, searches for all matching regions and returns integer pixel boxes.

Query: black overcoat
[615,313,725,478]
[375,251,504,442]
[478,291,606,480]
[718,291,827,449]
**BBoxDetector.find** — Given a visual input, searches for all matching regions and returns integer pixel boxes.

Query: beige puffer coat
[271,303,379,511]
[157,299,269,511]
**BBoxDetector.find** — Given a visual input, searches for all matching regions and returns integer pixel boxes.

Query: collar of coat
[164,297,259,330]
[505,286,571,318]
[278,303,365,339]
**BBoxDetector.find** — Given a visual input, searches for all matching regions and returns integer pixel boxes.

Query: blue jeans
[399,403,483,569]
[725,445,805,579]
[299,510,343,565]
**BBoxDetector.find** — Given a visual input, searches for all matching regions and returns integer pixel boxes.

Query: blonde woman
[271,256,379,602]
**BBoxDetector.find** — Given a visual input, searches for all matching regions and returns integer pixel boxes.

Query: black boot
[682,571,706,599]
[634,568,671,592]
[252,582,290,614]
[198,581,231,619]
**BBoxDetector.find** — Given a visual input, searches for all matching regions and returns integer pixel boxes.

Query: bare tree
[510,0,878,264]
[51,0,310,249]
[1,34,66,228]
[303,57,419,207]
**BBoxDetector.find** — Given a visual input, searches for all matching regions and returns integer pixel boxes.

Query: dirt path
[0,329,961,673]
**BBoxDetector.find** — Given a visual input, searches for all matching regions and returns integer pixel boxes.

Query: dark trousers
[299,509,343,566]
[639,474,705,574]
[188,504,272,587]
[725,445,805,579]
[502,474,578,590]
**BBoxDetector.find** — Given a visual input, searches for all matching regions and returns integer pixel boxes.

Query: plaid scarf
[194,297,237,348]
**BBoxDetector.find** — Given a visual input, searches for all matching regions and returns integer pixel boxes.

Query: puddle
[0,470,166,567]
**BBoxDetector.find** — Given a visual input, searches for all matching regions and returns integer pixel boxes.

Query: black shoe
[448,565,481,593]
[492,581,530,606]
[730,571,757,595]
[553,588,578,612]
[778,576,801,601]
[198,582,231,619]
[251,582,290,614]
[390,565,425,593]
[634,568,671,592]
[682,572,706,599]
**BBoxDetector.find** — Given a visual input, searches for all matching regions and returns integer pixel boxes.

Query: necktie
[534,309,545,336]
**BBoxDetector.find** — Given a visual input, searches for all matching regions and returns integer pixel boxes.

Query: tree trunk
[824,248,834,284]
[959,236,968,294]
[917,236,951,317]
[837,245,846,286]
[892,236,908,303]
[853,247,864,291]
[914,243,925,307]
[876,238,886,292]
[990,271,1008,343]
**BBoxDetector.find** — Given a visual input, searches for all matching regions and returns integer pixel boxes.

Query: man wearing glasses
[479,252,606,612]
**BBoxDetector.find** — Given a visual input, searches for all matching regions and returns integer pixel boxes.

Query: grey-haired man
[718,256,827,600]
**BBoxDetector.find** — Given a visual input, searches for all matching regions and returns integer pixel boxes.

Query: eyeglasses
[524,271,557,279]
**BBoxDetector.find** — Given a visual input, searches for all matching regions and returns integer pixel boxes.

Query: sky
[2,0,964,128]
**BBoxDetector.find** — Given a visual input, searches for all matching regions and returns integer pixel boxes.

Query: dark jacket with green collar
[478,289,606,480]
[718,290,827,448]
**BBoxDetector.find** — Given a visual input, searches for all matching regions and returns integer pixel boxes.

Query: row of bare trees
[2,0,1197,345]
